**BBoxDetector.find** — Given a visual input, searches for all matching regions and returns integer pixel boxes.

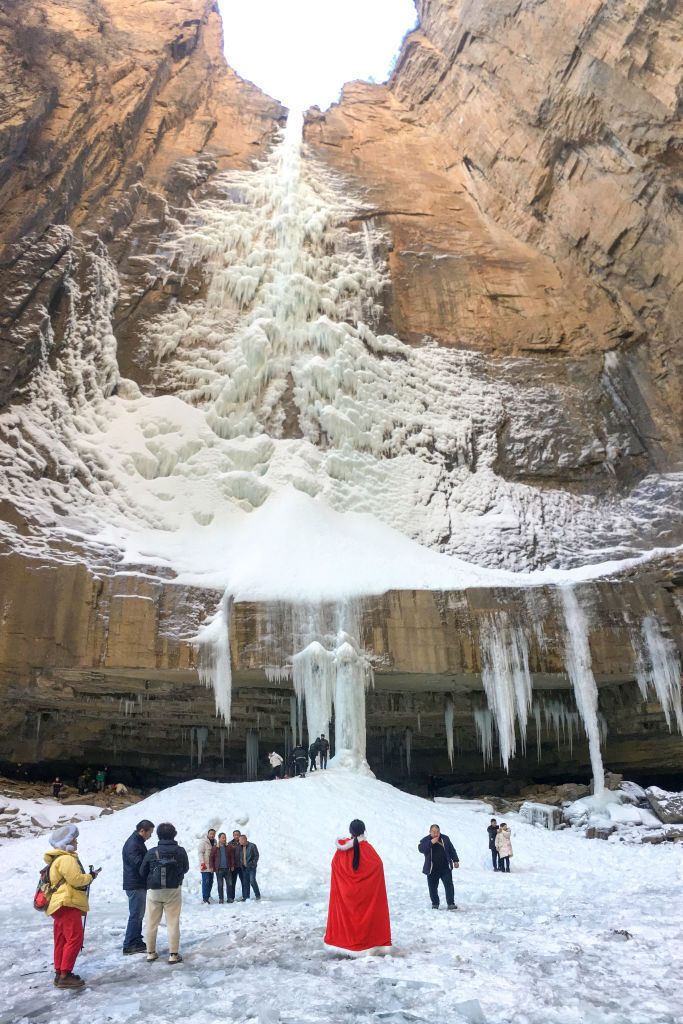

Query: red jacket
[209,843,237,871]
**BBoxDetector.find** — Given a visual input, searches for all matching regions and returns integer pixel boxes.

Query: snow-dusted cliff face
[0,0,681,786]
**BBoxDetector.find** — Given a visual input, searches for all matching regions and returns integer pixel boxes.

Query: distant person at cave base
[268,750,284,779]
[487,818,500,871]
[318,734,330,769]
[309,736,321,771]
[495,822,513,872]
[198,828,217,903]
[324,819,391,955]
[418,824,459,910]
[121,818,155,954]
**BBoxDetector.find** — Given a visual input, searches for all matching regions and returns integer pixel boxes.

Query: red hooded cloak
[324,836,392,955]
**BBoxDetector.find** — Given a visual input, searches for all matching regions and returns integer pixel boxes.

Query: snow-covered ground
[1,772,681,1024]
[0,795,102,847]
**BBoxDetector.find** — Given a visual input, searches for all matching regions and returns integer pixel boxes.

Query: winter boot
[168,953,183,964]
[146,951,158,962]
[56,972,85,989]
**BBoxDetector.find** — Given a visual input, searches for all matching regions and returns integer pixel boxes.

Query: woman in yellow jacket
[45,825,101,989]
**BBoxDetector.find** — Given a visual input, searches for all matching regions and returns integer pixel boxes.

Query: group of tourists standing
[267,734,330,778]
[40,810,516,989]
[198,828,260,904]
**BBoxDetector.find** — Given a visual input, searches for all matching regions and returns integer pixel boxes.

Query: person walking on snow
[309,737,321,772]
[495,823,513,873]
[140,822,189,963]
[268,751,284,779]
[44,824,101,989]
[291,745,308,777]
[318,734,330,769]
[237,833,261,900]
[121,818,155,954]
[418,824,459,910]
[487,818,500,871]
[198,828,217,903]
[324,819,391,955]
[211,832,237,903]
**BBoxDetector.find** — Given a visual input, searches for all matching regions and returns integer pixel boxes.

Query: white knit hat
[49,824,79,852]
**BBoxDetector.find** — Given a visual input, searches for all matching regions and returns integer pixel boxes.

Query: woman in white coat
[495,823,513,872]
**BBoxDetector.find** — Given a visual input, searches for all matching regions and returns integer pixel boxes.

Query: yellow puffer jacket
[44,850,93,915]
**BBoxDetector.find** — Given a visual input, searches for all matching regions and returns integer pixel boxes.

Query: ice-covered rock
[618,781,648,805]
[519,801,563,830]
[646,787,683,825]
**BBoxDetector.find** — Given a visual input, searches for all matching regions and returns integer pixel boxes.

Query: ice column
[445,695,455,767]
[292,641,335,748]
[333,636,373,774]
[479,613,532,769]
[559,586,605,794]
[404,727,413,775]
[633,616,683,733]
[196,593,233,721]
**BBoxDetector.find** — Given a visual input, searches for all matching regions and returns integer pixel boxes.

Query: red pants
[52,907,84,973]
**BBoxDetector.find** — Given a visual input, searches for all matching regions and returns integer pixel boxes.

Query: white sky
[218,0,418,109]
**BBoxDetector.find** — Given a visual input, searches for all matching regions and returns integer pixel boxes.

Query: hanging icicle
[632,615,683,733]
[479,612,532,769]
[445,695,455,767]
[196,592,233,721]
[246,730,259,780]
[473,707,494,767]
[558,586,605,795]
[404,727,413,775]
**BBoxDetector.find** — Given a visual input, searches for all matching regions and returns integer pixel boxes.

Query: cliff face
[305,0,682,467]
[0,0,283,406]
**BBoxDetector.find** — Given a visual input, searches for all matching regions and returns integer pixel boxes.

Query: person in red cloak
[324,819,392,956]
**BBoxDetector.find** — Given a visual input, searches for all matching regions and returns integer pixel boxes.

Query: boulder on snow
[30,813,53,828]
[646,787,683,824]
[604,772,624,791]
[519,801,563,829]
[618,781,648,805]
[641,828,683,845]
[585,825,616,840]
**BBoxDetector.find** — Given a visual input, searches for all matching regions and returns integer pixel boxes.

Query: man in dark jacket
[121,818,154,954]
[237,833,260,901]
[418,824,459,910]
[140,822,190,964]
[308,737,320,772]
[291,745,308,777]
[228,830,242,901]
[318,734,330,769]
[487,818,499,871]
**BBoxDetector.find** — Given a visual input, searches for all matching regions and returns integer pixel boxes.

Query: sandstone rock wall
[0,0,284,406]
[305,0,682,467]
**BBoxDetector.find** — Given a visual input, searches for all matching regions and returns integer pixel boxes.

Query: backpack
[33,862,64,913]
[147,848,181,889]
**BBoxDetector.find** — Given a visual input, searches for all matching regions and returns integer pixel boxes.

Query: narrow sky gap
[218,0,418,109]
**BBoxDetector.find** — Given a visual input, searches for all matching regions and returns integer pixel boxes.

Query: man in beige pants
[139,822,190,964]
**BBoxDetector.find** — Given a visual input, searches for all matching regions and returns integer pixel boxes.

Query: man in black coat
[487,818,500,871]
[308,737,320,772]
[121,818,154,954]
[318,734,330,769]
[418,823,460,910]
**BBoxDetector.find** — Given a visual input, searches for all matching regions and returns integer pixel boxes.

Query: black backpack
[147,847,181,889]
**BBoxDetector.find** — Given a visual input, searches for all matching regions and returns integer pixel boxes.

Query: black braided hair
[349,819,366,871]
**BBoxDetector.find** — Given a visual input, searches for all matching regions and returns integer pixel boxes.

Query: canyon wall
[0,0,681,787]
[305,0,683,471]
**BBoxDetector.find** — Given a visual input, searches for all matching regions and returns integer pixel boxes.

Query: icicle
[558,586,605,795]
[532,701,542,762]
[632,616,683,732]
[194,726,208,768]
[220,729,226,769]
[265,666,292,684]
[445,695,455,767]
[416,711,422,734]
[289,695,298,747]
[479,612,532,769]
[404,727,413,775]
[473,708,494,767]
[196,592,233,721]
[246,730,259,780]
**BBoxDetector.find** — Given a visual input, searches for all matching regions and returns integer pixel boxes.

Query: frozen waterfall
[633,616,683,733]
[479,613,532,769]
